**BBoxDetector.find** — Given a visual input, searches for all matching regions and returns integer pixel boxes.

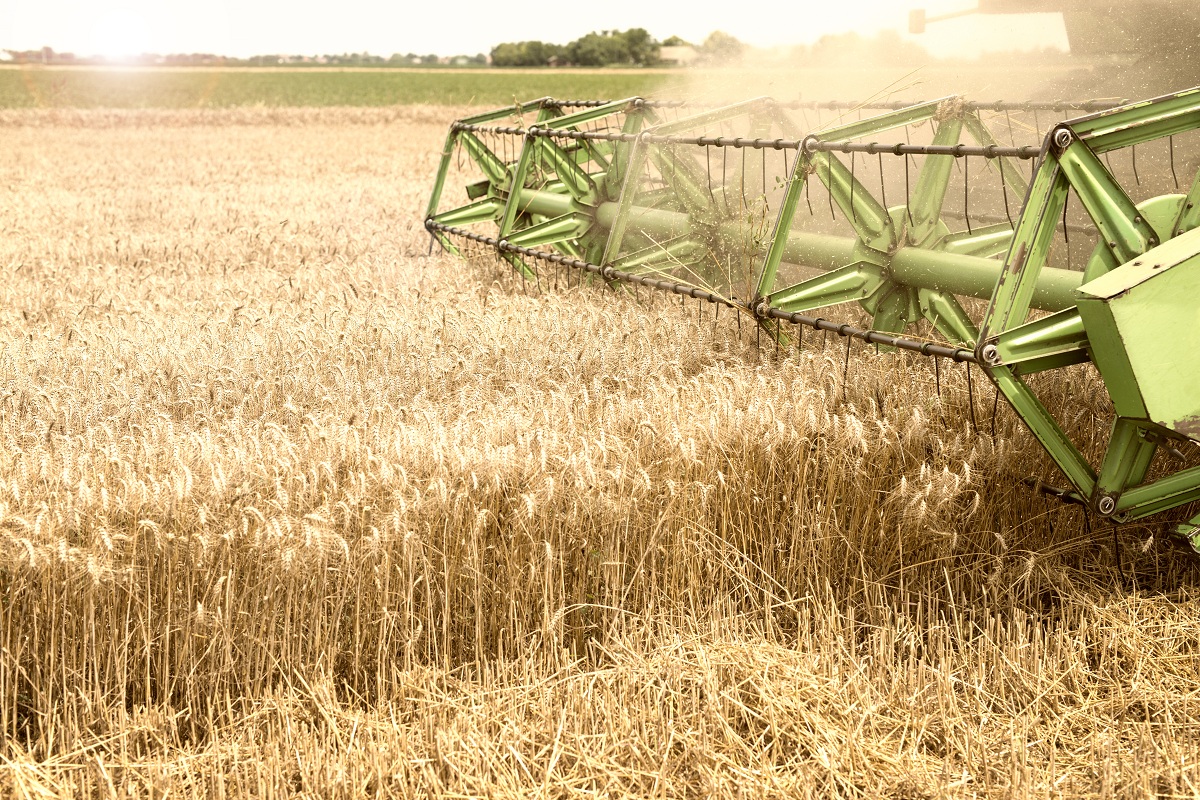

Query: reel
[427,89,1200,552]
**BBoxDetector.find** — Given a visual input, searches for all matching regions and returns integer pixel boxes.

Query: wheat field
[1,105,1199,798]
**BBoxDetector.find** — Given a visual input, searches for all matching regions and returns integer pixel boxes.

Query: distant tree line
[0,46,490,68]
[489,30,756,68]
[8,29,991,71]
[491,28,659,67]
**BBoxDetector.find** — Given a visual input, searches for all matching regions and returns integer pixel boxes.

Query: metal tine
[762,144,768,207]
[1111,519,1126,585]
[841,335,852,403]
[1062,188,1071,267]
[902,109,916,228]
[991,384,1001,438]
[878,152,887,209]
[722,142,730,216]
[1170,135,1180,191]
[849,151,857,225]
[827,156,836,221]
[904,154,913,228]
[1132,143,1141,186]
[964,154,972,235]
[1001,167,1014,228]
[966,362,978,434]
[742,141,750,212]
[706,146,717,205]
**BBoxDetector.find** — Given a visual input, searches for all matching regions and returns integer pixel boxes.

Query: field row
[0,62,1081,111]
[0,66,676,109]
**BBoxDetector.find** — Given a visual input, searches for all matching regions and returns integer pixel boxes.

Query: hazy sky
[1,1,1069,60]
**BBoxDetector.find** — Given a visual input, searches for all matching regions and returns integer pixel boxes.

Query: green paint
[1077,226,1200,440]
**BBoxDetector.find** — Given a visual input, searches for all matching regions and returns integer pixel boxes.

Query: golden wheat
[0,106,1198,798]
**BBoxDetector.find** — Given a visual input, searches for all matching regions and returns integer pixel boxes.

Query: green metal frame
[426,97,657,280]
[979,88,1200,535]
[426,88,1200,550]
[753,98,1030,347]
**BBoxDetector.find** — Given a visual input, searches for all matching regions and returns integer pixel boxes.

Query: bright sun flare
[89,10,151,60]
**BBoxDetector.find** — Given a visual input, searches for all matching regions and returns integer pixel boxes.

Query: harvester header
[426,88,1200,554]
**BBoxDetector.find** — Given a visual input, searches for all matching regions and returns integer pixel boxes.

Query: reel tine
[1001,169,1014,229]
[721,142,731,217]
[964,154,972,235]
[849,151,857,225]
[1170,135,1180,190]
[1061,188,1070,267]
[905,154,913,228]
[878,152,887,209]
[828,156,836,221]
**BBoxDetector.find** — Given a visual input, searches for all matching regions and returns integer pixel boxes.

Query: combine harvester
[425,87,1200,554]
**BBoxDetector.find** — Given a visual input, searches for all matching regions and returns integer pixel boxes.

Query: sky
[0,1,1069,61]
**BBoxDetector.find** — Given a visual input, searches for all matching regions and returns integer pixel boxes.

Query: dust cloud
[658,4,1200,111]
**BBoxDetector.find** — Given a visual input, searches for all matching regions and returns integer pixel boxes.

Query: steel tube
[510,187,1083,312]
[889,248,1081,312]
